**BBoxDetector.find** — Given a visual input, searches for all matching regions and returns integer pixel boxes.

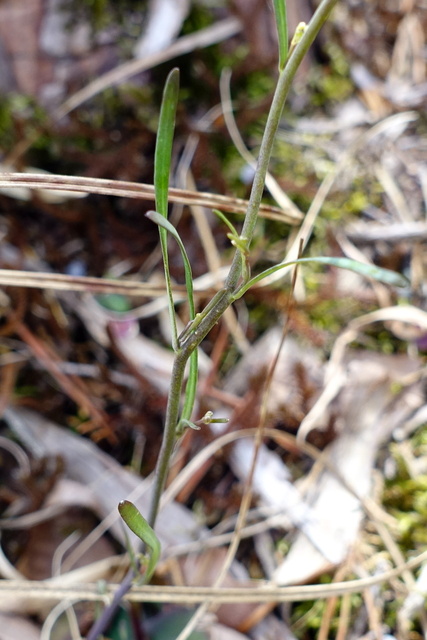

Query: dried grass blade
[0,173,301,223]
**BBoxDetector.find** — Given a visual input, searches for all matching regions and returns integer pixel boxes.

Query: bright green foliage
[145,211,196,323]
[145,210,198,428]
[153,67,180,352]
[273,0,288,70]
[118,500,161,583]
[234,255,408,299]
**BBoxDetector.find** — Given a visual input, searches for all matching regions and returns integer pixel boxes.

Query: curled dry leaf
[4,407,204,551]
[178,548,254,630]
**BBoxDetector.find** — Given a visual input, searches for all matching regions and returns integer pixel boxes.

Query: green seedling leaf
[180,347,198,426]
[145,210,195,322]
[212,208,239,238]
[118,500,161,583]
[273,0,288,70]
[198,410,229,425]
[178,418,201,432]
[179,412,229,433]
[234,256,409,299]
[154,67,180,350]
[228,233,249,255]
[146,209,199,427]
[212,209,249,254]
[154,67,179,218]
[212,209,251,283]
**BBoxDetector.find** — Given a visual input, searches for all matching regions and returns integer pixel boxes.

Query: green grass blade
[145,211,198,429]
[146,210,195,320]
[234,256,409,299]
[146,209,198,426]
[212,208,239,237]
[154,68,180,350]
[154,67,179,217]
[118,500,161,583]
[273,0,288,70]
[180,349,198,426]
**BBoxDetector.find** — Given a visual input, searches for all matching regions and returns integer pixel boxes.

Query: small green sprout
[197,410,229,425]
[288,22,308,58]
[118,500,161,584]
[177,411,229,435]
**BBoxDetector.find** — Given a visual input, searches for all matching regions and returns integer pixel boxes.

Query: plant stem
[85,2,340,638]
[147,0,341,533]
[86,570,134,640]
[148,349,188,526]
[225,0,339,293]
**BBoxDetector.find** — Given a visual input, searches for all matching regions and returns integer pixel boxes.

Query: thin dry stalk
[3,548,427,606]
[0,173,301,223]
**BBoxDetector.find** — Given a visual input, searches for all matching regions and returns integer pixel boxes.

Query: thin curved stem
[225,0,339,293]
[148,0,341,533]
[147,349,189,526]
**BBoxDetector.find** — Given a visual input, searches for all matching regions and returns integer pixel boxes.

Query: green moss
[305,297,359,334]
[0,94,47,149]
[245,293,280,336]
[383,442,427,550]
[313,73,353,105]
[343,190,370,215]
[273,137,313,182]
[306,40,353,108]
[65,0,148,33]
[244,70,276,101]
[324,41,351,77]
[291,582,363,638]
[411,427,427,451]
[0,101,14,148]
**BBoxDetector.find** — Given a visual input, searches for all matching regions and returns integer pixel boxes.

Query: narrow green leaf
[212,208,239,238]
[234,256,409,299]
[273,0,288,70]
[212,209,250,283]
[179,349,198,428]
[154,67,180,218]
[153,68,180,351]
[118,500,161,583]
[146,209,199,425]
[179,418,201,431]
[146,210,195,321]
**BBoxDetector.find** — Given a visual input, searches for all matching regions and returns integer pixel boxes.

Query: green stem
[148,0,340,531]
[148,349,188,527]
[85,4,341,639]
[180,349,198,425]
[225,0,338,293]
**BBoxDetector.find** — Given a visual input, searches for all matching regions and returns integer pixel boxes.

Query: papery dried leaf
[274,352,424,585]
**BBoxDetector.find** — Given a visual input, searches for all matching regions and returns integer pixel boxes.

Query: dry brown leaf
[274,352,424,585]
[4,407,204,551]
[178,548,254,630]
